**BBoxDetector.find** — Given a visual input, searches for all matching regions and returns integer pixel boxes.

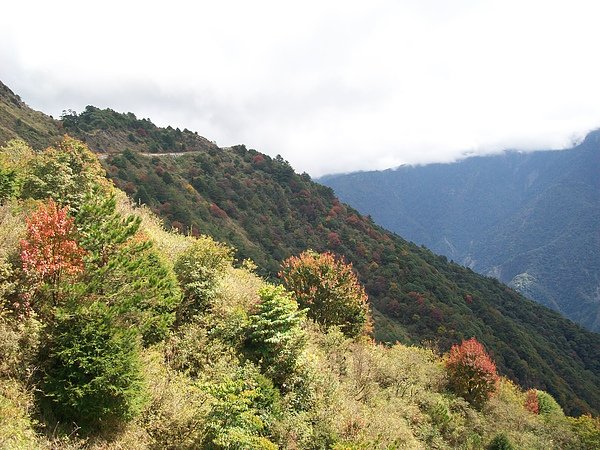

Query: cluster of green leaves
[101,143,600,416]
[245,285,306,387]
[43,303,146,429]
[173,236,234,322]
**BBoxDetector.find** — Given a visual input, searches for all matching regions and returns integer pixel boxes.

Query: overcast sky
[2,0,600,176]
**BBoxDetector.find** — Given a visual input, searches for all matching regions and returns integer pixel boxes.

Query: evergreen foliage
[174,236,233,321]
[245,284,306,387]
[43,302,146,430]
[487,433,514,450]
[75,189,181,345]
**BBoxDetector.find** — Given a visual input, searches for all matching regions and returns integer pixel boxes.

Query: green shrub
[487,433,514,450]
[174,235,233,322]
[20,136,106,209]
[43,302,147,430]
[535,390,564,417]
[202,365,279,449]
[245,284,306,387]
[111,246,182,345]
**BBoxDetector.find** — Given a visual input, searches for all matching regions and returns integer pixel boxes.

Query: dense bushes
[174,236,233,321]
[0,136,599,448]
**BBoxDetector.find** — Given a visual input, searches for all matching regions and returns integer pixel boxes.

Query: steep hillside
[320,138,600,332]
[1,96,600,416]
[100,142,600,415]
[2,136,598,448]
[0,81,61,149]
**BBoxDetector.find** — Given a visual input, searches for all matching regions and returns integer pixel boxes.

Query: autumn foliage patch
[20,199,85,308]
[445,337,499,407]
[279,250,371,337]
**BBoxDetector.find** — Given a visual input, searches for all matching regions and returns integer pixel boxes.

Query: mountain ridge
[1,84,599,415]
[320,137,600,331]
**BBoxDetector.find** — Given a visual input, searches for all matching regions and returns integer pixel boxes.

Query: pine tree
[245,284,306,387]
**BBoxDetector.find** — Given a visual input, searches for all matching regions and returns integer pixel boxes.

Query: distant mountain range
[320,134,600,332]
[2,80,600,415]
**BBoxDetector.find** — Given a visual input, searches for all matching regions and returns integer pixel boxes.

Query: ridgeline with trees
[0,80,599,448]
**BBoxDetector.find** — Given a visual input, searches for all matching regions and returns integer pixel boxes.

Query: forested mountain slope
[320,137,600,332]
[1,86,600,416]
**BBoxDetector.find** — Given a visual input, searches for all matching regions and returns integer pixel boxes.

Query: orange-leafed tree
[445,337,499,407]
[524,389,540,414]
[20,199,85,308]
[279,250,371,337]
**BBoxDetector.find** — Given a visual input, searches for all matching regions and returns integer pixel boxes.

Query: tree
[20,136,107,210]
[245,284,306,387]
[202,366,278,450]
[75,191,181,345]
[445,337,499,407]
[43,302,146,430]
[20,199,85,309]
[279,250,371,337]
[173,236,233,322]
[524,389,539,414]
[75,189,142,273]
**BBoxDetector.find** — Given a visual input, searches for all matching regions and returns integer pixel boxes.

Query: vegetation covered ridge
[1,135,599,449]
[101,140,600,417]
[318,134,600,332]
[0,88,599,416]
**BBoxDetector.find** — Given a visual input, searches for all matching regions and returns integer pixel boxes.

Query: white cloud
[2,0,600,176]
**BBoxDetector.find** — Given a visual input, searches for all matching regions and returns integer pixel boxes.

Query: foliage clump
[245,284,306,387]
[20,199,85,310]
[280,250,371,337]
[43,302,146,430]
[445,337,499,408]
[174,235,233,322]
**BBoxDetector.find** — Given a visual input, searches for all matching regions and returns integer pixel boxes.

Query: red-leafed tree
[279,250,371,337]
[524,389,540,414]
[20,199,86,307]
[445,337,499,407]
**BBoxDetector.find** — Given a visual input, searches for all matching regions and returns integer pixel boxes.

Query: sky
[2,0,600,176]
